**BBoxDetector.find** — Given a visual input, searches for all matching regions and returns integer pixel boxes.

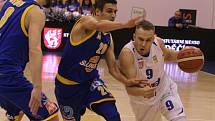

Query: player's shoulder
[119,47,134,60]
[154,36,166,50]
[121,47,132,53]
[79,15,95,24]
[154,36,164,45]
[121,41,135,54]
[25,5,45,21]
[119,47,135,68]
[74,15,96,31]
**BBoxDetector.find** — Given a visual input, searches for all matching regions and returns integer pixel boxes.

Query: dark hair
[42,0,52,8]
[94,0,117,11]
[136,19,155,31]
[82,0,92,7]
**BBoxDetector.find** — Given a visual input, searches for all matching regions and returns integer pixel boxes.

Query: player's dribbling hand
[125,79,149,87]
[140,85,156,98]
[126,80,156,98]
[29,86,42,116]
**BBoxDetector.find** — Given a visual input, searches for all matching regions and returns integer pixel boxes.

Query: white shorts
[130,83,186,121]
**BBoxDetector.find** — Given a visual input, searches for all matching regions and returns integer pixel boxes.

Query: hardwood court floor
[0,53,215,121]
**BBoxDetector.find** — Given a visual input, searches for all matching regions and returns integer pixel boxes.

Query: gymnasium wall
[213,0,215,28]
[116,0,215,29]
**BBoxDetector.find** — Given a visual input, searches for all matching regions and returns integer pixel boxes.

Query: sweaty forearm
[96,20,128,32]
[29,51,42,88]
[126,87,144,96]
[109,64,128,85]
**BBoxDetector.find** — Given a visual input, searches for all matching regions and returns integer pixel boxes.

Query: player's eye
[107,10,113,14]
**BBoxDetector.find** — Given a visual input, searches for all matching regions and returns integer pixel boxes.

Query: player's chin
[109,19,115,21]
[140,50,148,56]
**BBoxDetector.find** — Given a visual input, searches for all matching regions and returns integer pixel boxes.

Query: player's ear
[95,8,101,16]
[152,35,155,41]
[133,33,136,41]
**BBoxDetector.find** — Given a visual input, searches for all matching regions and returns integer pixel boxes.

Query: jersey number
[165,100,174,110]
[0,7,14,29]
[146,69,153,79]
[97,85,112,96]
[96,43,108,54]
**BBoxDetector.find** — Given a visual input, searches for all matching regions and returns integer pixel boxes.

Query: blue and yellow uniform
[0,0,58,120]
[55,20,120,121]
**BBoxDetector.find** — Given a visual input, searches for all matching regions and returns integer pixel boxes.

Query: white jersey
[124,39,176,105]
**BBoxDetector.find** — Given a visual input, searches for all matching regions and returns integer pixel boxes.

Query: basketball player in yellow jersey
[0,0,59,120]
[119,20,187,121]
[54,0,145,120]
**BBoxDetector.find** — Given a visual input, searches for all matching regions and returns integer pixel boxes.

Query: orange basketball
[177,47,204,73]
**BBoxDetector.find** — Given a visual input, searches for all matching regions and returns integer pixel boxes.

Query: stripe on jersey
[21,4,35,37]
[56,73,80,85]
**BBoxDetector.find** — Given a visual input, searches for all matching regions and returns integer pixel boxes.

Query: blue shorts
[55,77,116,120]
[0,74,58,121]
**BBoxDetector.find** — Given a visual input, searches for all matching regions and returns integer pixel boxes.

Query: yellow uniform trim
[56,73,80,85]
[89,98,115,110]
[21,5,35,37]
[14,116,19,121]
[70,18,97,46]
[42,112,58,121]
[0,7,15,29]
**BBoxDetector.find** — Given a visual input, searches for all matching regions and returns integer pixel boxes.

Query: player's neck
[94,16,101,21]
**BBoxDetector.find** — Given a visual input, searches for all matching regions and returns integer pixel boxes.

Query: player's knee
[171,116,187,121]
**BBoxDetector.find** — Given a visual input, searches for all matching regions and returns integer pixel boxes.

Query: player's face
[98,3,118,21]
[133,28,154,56]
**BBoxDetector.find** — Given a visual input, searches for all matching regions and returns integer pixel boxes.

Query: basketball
[177,47,204,73]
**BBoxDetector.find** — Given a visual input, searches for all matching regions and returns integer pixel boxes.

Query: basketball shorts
[0,74,58,121]
[55,77,116,120]
[130,82,186,121]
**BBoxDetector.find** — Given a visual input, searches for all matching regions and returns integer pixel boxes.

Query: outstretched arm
[80,16,141,32]
[105,40,140,86]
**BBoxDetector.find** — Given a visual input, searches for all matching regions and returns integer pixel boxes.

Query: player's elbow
[108,64,119,77]
[94,23,107,32]
[108,67,115,76]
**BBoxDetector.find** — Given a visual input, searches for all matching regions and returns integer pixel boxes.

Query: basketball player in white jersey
[119,20,187,121]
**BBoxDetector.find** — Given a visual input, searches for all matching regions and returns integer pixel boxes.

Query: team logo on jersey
[44,27,62,49]
[59,105,75,120]
[41,94,58,115]
[45,101,58,115]
[152,55,158,63]
[80,56,100,72]
[5,113,14,120]
[10,0,25,7]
